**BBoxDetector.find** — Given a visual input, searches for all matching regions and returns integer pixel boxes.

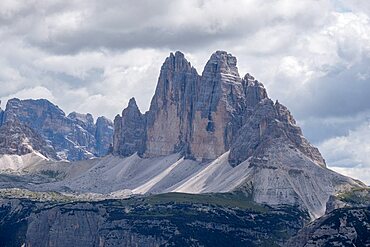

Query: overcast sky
[0,0,369,183]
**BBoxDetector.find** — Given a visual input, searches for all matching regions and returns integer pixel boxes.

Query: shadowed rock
[0,119,58,159]
[113,98,146,157]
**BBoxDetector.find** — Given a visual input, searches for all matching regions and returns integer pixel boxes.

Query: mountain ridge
[0,98,113,161]
[113,51,325,168]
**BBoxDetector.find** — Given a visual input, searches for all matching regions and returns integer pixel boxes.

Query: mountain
[114,51,324,165]
[0,51,368,246]
[0,51,363,219]
[0,98,113,161]
[111,51,363,218]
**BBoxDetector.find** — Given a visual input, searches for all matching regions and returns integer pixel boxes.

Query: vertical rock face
[1,98,113,161]
[113,98,146,156]
[113,50,325,167]
[145,51,199,157]
[122,51,265,160]
[95,116,114,156]
[242,73,268,111]
[190,51,245,159]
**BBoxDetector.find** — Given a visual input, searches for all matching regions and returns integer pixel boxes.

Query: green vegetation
[0,190,310,246]
[336,187,370,206]
[0,188,77,203]
[144,192,268,212]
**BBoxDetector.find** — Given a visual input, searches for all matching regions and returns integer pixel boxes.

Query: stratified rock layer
[229,99,325,167]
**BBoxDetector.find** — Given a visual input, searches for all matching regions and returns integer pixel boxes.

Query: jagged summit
[114,50,318,163]
[163,51,193,72]
[107,51,366,218]
[127,97,139,109]
[202,50,240,79]
[113,97,146,157]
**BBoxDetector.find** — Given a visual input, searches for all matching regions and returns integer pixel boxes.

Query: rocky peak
[149,51,198,112]
[163,51,192,72]
[145,51,199,157]
[3,98,66,129]
[228,98,326,167]
[114,51,326,166]
[242,73,268,110]
[113,98,146,157]
[96,116,113,127]
[95,116,113,156]
[127,97,139,110]
[115,51,261,160]
[202,50,239,78]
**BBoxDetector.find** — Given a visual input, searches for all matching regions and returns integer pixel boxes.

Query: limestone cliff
[114,51,324,167]
[113,98,146,156]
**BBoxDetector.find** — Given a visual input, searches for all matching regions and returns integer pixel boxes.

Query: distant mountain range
[0,51,368,246]
[0,98,113,161]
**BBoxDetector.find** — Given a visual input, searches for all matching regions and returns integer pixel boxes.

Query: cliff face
[114,51,325,166]
[95,116,114,157]
[113,98,146,156]
[0,98,113,161]
[143,51,268,160]
[145,51,200,158]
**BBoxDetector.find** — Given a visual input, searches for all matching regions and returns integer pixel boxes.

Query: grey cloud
[1,0,331,54]
[294,56,370,119]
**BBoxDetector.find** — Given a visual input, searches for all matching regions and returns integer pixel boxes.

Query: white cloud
[319,122,370,184]
[1,86,55,105]
[330,167,370,185]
